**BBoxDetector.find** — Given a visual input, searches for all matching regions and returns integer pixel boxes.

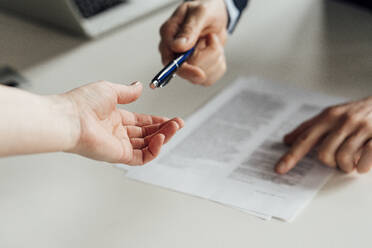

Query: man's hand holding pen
[158,0,228,86]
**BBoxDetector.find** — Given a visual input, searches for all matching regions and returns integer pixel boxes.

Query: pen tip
[149,80,158,89]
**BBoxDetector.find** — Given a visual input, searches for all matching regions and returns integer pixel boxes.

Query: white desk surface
[0,0,371,247]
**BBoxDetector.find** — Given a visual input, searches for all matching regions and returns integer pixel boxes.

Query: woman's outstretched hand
[63,81,184,165]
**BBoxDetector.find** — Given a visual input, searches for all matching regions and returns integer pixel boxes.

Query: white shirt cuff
[224,0,240,33]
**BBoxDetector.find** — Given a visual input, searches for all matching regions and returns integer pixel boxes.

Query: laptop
[0,0,178,38]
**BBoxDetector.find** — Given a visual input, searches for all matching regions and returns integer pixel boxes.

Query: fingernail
[174,37,188,45]
[130,81,141,86]
[176,118,185,128]
[276,162,286,174]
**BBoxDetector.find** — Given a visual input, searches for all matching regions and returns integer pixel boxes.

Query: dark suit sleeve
[232,0,249,12]
[225,0,249,33]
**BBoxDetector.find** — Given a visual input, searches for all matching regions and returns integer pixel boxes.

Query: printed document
[120,78,346,221]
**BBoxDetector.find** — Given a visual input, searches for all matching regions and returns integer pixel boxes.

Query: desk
[0,0,371,247]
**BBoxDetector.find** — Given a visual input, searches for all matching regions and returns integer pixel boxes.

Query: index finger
[159,4,188,47]
[172,5,208,52]
[159,40,174,65]
[159,5,188,64]
[275,123,329,174]
[283,114,321,146]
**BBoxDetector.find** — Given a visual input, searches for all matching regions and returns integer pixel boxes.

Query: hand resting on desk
[276,96,372,174]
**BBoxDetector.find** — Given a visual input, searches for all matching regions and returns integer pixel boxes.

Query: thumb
[172,8,208,52]
[111,81,143,104]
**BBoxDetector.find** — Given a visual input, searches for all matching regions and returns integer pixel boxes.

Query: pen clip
[159,73,175,88]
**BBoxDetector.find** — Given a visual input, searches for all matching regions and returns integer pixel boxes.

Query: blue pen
[150,47,195,89]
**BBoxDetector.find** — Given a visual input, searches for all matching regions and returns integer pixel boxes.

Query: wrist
[192,0,228,28]
[44,94,81,153]
[223,0,241,33]
[206,0,229,33]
